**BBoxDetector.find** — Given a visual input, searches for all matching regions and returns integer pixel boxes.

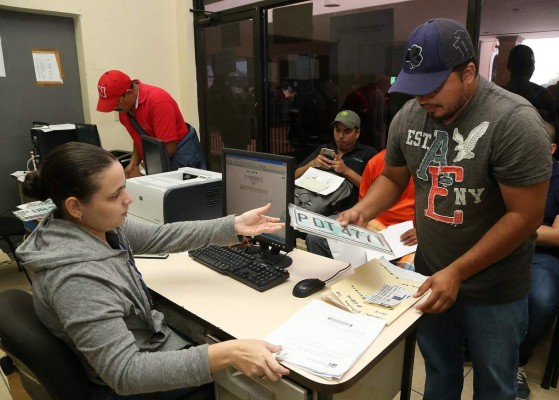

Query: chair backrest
[0,289,92,400]
[141,136,171,175]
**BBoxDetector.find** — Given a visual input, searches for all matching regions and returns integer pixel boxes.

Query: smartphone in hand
[321,148,335,160]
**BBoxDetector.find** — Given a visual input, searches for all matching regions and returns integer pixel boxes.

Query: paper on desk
[35,123,76,132]
[11,171,28,183]
[328,258,427,325]
[265,299,385,380]
[295,167,346,195]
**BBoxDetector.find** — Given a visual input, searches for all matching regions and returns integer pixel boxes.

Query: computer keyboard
[189,245,290,292]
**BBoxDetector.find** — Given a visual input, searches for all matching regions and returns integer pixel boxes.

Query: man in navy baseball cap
[339,17,552,400]
[389,18,476,96]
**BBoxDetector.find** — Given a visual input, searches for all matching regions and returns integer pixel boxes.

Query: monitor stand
[253,243,293,269]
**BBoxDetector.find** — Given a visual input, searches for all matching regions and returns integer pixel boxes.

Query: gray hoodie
[16,212,240,395]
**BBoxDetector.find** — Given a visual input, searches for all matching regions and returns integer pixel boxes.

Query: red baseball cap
[96,70,132,112]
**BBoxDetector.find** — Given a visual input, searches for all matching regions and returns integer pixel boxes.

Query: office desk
[136,249,424,400]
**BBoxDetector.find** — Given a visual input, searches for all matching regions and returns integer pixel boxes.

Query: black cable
[323,263,351,283]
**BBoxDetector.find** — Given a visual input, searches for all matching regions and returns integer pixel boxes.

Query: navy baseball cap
[389,19,476,96]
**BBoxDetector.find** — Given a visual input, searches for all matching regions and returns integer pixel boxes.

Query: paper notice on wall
[0,37,6,77]
[32,50,63,84]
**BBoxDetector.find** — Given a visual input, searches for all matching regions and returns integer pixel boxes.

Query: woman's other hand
[209,339,290,381]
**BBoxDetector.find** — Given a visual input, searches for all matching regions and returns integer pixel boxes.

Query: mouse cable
[323,263,351,283]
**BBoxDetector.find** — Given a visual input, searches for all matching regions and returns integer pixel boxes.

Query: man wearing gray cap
[338,19,551,399]
[296,110,376,258]
[295,110,377,215]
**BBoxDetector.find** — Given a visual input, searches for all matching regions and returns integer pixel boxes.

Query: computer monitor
[75,123,102,147]
[141,136,171,175]
[222,148,295,268]
[30,123,102,168]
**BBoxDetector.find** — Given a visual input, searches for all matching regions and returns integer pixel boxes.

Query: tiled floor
[0,259,557,400]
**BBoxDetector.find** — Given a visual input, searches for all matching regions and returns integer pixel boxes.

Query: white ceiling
[479,0,559,39]
[205,0,559,39]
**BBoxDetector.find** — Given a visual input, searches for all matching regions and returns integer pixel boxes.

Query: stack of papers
[323,258,427,325]
[265,300,385,380]
[13,199,55,221]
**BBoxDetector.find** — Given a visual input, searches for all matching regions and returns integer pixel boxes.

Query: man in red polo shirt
[96,70,206,178]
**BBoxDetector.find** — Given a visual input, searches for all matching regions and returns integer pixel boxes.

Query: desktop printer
[126,167,223,224]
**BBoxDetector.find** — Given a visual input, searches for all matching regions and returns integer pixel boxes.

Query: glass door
[196,0,473,167]
[197,12,258,171]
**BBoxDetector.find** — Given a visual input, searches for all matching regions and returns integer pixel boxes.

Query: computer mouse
[292,278,326,298]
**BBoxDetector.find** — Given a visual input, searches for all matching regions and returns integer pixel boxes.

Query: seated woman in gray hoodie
[16,142,289,400]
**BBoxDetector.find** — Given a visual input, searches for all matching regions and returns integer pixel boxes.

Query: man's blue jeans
[417,295,528,400]
[519,251,559,365]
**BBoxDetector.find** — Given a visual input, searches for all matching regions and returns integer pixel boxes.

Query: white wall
[0,0,198,152]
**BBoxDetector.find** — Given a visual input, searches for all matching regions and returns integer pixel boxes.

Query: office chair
[0,216,31,285]
[141,135,171,175]
[541,311,559,389]
[0,289,93,399]
[0,289,214,400]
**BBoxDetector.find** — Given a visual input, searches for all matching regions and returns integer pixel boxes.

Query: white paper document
[0,37,6,78]
[365,220,417,260]
[265,299,385,380]
[32,52,63,83]
[10,171,28,183]
[295,167,346,195]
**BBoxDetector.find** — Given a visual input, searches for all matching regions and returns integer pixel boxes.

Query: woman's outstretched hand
[234,203,285,237]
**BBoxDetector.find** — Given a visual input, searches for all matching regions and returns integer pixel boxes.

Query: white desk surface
[136,249,424,393]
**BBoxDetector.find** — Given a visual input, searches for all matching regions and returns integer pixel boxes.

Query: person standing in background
[338,19,551,399]
[97,70,206,178]
[504,45,558,141]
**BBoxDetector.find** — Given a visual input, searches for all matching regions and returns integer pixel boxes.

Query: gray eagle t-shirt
[386,77,551,303]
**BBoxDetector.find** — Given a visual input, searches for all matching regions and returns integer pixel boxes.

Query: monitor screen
[222,148,295,267]
[75,123,102,147]
[141,136,171,175]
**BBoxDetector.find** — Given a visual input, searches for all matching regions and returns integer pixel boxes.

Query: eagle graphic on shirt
[452,121,489,162]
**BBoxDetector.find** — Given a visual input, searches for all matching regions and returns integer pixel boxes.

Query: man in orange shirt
[360,149,415,230]
[306,149,416,259]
